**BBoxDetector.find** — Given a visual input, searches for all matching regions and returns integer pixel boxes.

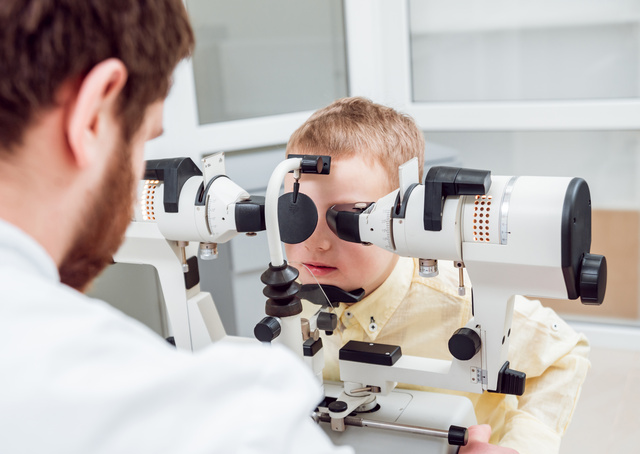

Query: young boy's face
[284,155,399,297]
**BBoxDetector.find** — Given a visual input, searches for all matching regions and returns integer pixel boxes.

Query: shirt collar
[0,218,60,282]
[334,257,414,341]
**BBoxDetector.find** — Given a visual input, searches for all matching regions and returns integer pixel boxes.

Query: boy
[284,97,590,454]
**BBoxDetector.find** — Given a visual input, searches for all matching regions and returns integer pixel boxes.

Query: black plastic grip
[423,166,491,231]
[144,158,202,213]
[288,154,331,174]
[326,203,372,243]
[235,196,266,232]
[339,340,402,366]
[448,425,468,446]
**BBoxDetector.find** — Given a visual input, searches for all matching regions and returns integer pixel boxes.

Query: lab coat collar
[0,218,60,282]
[336,257,414,342]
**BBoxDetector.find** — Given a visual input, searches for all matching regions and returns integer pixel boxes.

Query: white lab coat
[0,219,352,454]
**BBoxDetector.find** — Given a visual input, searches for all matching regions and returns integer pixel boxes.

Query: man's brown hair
[0,0,194,152]
[287,97,425,188]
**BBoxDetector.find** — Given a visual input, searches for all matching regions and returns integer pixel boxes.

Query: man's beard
[58,138,136,292]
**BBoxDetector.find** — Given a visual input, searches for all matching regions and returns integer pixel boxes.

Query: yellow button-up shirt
[302,257,590,454]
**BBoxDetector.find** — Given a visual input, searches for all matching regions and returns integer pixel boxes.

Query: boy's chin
[304,278,362,294]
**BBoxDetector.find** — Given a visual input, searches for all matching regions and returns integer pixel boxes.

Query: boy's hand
[458,425,519,454]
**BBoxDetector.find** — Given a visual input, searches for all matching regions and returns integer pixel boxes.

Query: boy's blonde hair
[287,97,425,188]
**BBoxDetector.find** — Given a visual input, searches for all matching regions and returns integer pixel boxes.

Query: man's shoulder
[0,265,164,353]
[2,266,115,316]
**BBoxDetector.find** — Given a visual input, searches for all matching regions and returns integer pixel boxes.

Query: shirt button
[369,322,378,332]
[345,311,353,319]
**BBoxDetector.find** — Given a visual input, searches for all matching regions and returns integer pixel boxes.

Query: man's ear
[66,59,128,169]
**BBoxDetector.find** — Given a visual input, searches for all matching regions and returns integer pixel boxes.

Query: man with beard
[0,2,350,453]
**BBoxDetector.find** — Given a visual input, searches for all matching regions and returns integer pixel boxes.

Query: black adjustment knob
[317,311,338,332]
[448,425,469,446]
[260,263,299,287]
[288,154,331,174]
[263,281,301,300]
[328,400,348,413]
[261,262,303,317]
[254,316,281,342]
[300,156,324,174]
[579,253,607,305]
[448,327,481,361]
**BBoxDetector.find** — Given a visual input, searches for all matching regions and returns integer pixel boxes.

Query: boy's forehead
[285,153,395,198]
[310,155,394,200]
[287,147,395,179]
[331,155,393,186]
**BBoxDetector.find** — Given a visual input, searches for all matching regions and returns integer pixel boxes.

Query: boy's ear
[66,58,128,169]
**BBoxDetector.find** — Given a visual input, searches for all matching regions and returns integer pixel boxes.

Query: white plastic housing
[346,173,579,394]
[135,176,249,243]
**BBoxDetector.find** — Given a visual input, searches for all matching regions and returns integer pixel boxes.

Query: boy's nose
[306,218,333,252]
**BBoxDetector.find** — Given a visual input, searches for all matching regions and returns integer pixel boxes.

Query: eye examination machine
[113,153,267,351]
[114,153,606,453]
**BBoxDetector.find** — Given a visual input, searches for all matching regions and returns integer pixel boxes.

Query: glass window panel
[424,130,640,326]
[409,0,640,102]
[186,0,348,124]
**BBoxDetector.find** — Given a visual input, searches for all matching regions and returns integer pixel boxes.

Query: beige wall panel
[540,210,639,321]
